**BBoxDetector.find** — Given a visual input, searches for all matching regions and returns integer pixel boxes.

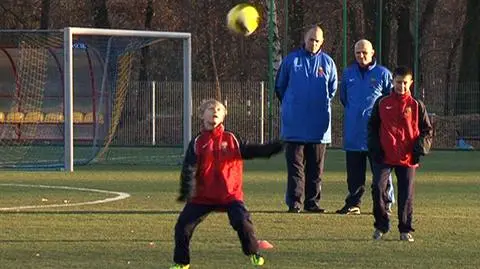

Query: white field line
[0,183,130,211]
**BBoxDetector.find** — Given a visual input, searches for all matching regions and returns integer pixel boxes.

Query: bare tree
[0,2,27,28]
[395,1,414,68]
[208,25,222,101]
[139,0,154,81]
[205,0,221,100]
[456,0,480,114]
[361,0,376,40]
[445,35,462,115]
[288,0,304,49]
[40,0,51,29]
[90,0,110,28]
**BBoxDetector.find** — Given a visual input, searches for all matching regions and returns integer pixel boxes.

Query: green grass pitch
[0,149,479,268]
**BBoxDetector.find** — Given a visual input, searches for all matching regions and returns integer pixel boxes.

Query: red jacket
[179,124,282,205]
[368,91,433,167]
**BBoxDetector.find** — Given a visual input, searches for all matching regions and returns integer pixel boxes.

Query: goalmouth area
[0,27,192,171]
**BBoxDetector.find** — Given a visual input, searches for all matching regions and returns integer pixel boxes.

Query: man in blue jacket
[275,24,338,213]
[336,39,395,215]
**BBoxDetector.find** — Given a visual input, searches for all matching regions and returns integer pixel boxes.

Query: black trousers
[284,142,326,209]
[371,161,416,233]
[173,201,259,265]
[344,151,395,207]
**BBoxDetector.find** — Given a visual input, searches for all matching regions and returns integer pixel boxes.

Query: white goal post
[63,27,192,172]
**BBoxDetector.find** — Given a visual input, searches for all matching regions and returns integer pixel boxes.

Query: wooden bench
[0,111,105,142]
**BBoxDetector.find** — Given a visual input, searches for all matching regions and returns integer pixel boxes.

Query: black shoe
[304,206,325,213]
[336,205,361,215]
[288,207,301,213]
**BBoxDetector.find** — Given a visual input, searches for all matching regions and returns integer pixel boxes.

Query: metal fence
[113,80,480,151]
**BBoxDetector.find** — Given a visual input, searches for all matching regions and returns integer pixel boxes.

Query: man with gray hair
[336,39,395,215]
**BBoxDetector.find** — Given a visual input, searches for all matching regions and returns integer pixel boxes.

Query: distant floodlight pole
[267,0,274,141]
[342,0,347,69]
[283,0,289,56]
[414,0,419,97]
[376,0,383,65]
[260,81,265,144]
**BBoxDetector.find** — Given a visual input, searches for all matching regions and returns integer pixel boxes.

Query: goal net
[0,28,192,171]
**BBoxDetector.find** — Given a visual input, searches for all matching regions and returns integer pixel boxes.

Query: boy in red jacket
[368,66,433,242]
[169,99,283,269]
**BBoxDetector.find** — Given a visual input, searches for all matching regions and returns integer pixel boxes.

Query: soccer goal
[0,27,192,171]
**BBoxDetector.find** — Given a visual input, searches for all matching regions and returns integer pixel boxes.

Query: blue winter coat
[340,61,392,151]
[275,48,338,143]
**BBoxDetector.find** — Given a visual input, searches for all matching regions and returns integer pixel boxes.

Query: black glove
[268,141,284,156]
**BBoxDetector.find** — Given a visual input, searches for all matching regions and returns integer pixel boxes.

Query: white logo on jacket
[221,141,228,151]
[293,58,302,70]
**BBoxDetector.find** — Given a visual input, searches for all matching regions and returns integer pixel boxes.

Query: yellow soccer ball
[226,4,260,36]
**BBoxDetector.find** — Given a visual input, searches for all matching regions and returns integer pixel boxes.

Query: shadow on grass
[0,210,374,215]
[0,239,171,243]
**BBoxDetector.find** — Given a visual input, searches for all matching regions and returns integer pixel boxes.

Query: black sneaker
[304,206,326,213]
[400,232,414,242]
[288,207,301,213]
[335,205,361,215]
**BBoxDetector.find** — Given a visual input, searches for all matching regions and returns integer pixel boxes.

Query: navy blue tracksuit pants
[173,201,259,265]
[344,151,395,207]
[371,161,416,233]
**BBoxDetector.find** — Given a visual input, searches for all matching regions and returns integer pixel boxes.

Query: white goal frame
[64,27,192,172]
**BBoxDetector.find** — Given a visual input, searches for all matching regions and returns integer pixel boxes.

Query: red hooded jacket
[368,91,433,167]
[178,124,282,205]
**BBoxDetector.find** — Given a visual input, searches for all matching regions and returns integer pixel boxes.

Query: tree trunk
[419,0,439,32]
[90,0,110,28]
[208,29,221,101]
[347,3,360,44]
[135,0,154,121]
[395,5,414,69]
[378,0,393,67]
[206,0,221,100]
[445,35,462,116]
[361,0,376,41]
[39,0,50,29]
[139,0,154,81]
[289,0,304,49]
[456,0,480,114]
[380,5,393,67]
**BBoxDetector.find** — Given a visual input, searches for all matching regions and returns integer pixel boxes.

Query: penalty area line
[0,183,130,211]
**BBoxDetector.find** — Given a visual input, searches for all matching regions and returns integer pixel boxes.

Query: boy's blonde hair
[198,99,227,118]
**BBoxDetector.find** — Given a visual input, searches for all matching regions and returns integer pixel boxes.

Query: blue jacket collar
[300,46,322,56]
[355,59,377,71]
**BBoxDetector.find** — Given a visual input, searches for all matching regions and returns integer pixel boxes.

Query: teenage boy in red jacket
[169,99,283,269]
[368,66,433,242]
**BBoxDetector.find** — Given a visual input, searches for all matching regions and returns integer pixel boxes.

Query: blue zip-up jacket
[340,61,392,151]
[275,48,338,143]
